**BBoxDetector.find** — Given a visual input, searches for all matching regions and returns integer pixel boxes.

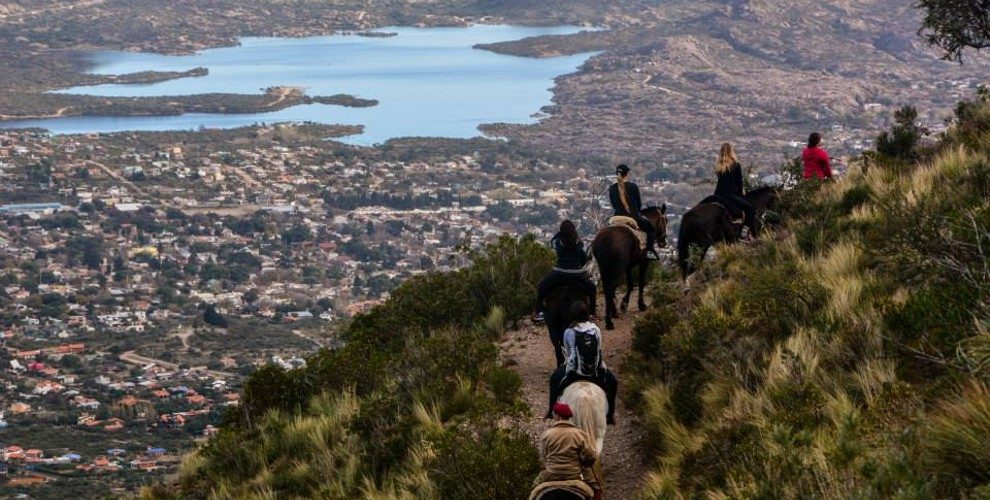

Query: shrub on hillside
[629,97,990,498]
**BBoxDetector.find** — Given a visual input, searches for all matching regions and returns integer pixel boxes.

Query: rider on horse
[712,143,757,238]
[534,220,597,324]
[608,164,660,260]
[532,402,601,499]
[546,301,618,425]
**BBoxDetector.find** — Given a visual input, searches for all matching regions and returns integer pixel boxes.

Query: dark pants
[714,194,757,233]
[536,271,597,316]
[634,215,658,253]
[547,365,618,422]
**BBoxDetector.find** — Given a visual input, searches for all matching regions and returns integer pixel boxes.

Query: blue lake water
[1,25,596,144]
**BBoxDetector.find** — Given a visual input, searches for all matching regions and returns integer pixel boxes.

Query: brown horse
[677,186,779,280]
[591,206,668,330]
[544,284,591,367]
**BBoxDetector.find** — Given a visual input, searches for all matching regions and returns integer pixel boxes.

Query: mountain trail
[500,305,650,499]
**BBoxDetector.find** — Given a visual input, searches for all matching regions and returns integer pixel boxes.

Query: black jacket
[552,236,589,270]
[608,182,642,217]
[715,162,744,198]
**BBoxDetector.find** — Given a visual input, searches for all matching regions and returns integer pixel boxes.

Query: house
[4,445,25,460]
[146,447,166,457]
[24,449,44,460]
[104,418,125,431]
[8,475,48,486]
[130,458,158,471]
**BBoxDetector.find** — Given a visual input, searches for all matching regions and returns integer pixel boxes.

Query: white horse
[530,382,608,500]
[559,381,607,455]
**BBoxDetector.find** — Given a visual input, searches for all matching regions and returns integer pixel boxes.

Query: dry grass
[925,381,990,482]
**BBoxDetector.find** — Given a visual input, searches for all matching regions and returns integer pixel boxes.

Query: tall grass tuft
[925,381,990,483]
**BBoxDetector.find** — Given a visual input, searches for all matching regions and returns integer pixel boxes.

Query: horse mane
[747,185,777,198]
[641,205,664,216]
[560,382,607,455]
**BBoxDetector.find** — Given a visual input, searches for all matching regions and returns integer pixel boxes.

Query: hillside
[627,95,990,497]
[133,97,990,498]
[1,0,988,171]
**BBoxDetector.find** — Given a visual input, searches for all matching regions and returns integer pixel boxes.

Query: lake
[1,25,596,144]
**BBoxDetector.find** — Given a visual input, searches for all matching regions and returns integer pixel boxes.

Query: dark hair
[615,164,631,176]
[570,300,590,323]
[808,132,823,148]
[557,220,580,248]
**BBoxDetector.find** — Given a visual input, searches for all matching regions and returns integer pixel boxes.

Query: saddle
[607,216,647,252]
[529,479,595,500]
[699,195,745,225]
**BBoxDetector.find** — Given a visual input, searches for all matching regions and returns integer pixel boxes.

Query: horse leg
[549,327,564,367]
[638,261,649,311]
[602,276,617,331]
[621,265,633,312]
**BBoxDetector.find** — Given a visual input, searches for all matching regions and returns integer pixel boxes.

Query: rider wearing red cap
[533,403,600,493]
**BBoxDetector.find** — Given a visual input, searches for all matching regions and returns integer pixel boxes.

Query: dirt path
[500,308,650,499]
[86,160,150,198]
[119,350,236,379]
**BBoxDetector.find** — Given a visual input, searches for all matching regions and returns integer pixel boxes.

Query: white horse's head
[559,381,607,455]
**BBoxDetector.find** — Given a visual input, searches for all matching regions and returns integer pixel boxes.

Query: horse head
[745,186,780,212]
[641,204,668,248]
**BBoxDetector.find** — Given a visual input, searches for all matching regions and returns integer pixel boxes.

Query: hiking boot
[532,312,546,324]
[646,250,660,261]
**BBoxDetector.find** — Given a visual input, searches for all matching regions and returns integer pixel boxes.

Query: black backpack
[572,327,601,377]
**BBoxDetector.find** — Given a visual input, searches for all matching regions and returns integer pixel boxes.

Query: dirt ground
[499,307,650,499]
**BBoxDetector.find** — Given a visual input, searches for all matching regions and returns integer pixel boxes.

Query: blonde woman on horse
[713,143,757,238]
[608,164,660,260]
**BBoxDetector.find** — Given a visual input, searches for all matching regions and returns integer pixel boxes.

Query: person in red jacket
[802,132,833,180]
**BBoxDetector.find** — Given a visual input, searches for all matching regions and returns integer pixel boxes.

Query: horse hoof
[638,303,647,312]
[605,322,615,331]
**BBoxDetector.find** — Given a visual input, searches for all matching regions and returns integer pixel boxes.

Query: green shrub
[925,382,990,487]
[426,428,541,500]
[486,366,523,407]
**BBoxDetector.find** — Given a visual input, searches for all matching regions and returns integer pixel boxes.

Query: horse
[529,381,608,500]
[591,205,668,330]
[676,186,779,281]
[559,381,607,455]
[545,284,592,367]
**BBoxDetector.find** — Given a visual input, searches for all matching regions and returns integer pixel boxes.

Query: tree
[203,304,229,328]
[877,105,922,160]
[917,0,990,61]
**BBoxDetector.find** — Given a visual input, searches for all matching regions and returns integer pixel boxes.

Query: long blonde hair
[715,143,738,174]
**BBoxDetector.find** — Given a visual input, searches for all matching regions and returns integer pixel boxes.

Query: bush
[486,366,523,407]
[925,382,990,487]
[427,428,540,500]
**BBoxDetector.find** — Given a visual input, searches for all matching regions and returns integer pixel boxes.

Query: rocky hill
[1,0,987,172]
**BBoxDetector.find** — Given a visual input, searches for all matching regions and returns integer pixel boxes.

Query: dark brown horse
[591,206,668,330]
[677,186,778,280]
[544,284,591,367]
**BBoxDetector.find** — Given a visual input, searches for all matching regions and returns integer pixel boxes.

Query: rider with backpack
[546,301,618,425]
[534,220,597,323]
[609,164,660,260]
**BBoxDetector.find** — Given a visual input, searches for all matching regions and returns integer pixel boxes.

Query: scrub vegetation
[628,94,990,499]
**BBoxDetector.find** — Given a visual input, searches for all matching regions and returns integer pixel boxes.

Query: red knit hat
[552,403,573,419]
